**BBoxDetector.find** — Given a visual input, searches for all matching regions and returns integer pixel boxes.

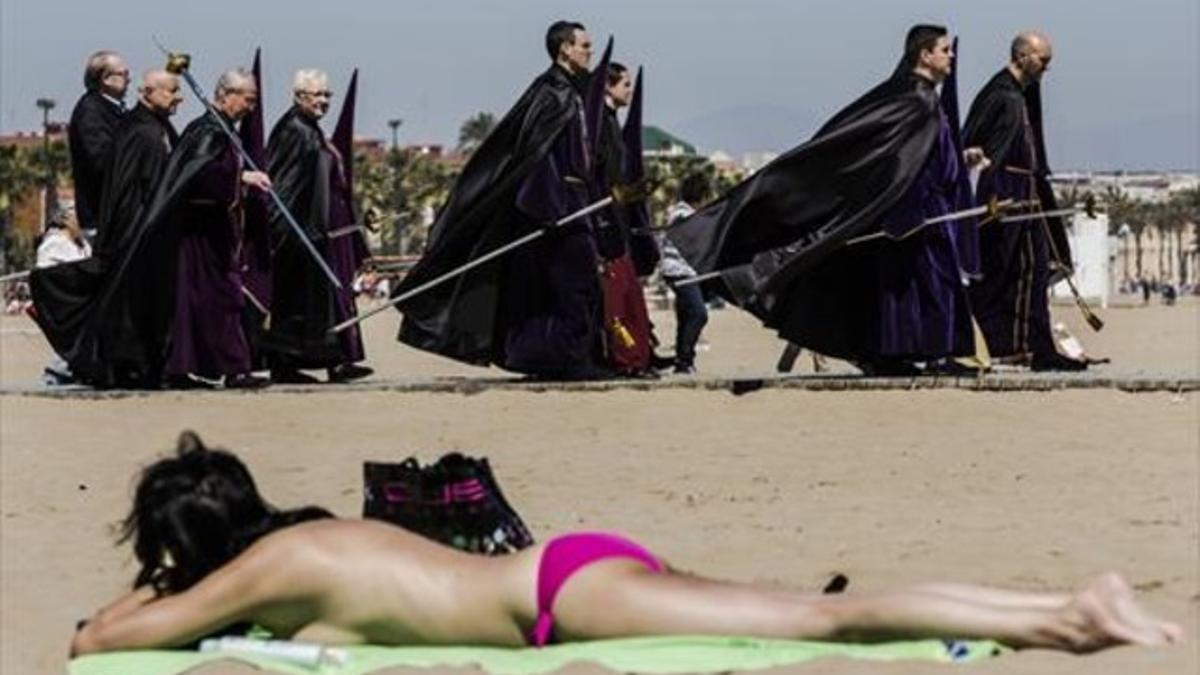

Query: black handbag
[363,453,535,555]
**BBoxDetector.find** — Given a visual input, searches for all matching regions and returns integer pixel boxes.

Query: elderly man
[153,69,272,389]
[28,71,181,380]
[69,50,129,233]
[395,20,608,380]
[964,31,1085,371]
[93,70,183,262]
[263,69,372,384]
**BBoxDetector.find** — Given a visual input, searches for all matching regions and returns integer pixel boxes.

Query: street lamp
[35,97,57,221]
[387,118,402,152]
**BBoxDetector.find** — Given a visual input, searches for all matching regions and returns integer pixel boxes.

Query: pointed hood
[620,66,645,183]
[940,37,981,278]
[584,36,614,161]
[332,68,359,192]
[239,48,266,167]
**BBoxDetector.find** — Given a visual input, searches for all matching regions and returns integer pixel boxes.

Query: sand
[1,297,1196,674]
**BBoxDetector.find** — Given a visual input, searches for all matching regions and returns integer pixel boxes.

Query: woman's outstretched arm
[70,550,280,657]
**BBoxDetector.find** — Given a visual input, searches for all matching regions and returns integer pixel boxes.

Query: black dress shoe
[225,373,271,389]
[650,353,676,371]
[164,374,217,390]
[1031,352,1088,372]
[327,363,374,383]
[858,359,922,377]
[271,368,321,384]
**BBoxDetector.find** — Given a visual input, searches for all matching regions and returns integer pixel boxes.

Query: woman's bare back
[210,520,543,647]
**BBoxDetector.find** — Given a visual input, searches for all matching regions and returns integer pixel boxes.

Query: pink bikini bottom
[529,531,664,647]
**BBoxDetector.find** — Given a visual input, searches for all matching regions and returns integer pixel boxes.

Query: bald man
[93,70,183,263]
[69,50,130,233]
[964,31,1085,371]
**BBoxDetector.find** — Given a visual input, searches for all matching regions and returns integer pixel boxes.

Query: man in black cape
[68,51,129,233]
[36,68,271,389]
[668,25,985,373]
[394,21,608,379]
[263,68,372,383]
[30,69,182,384]
[963,31,1085,371]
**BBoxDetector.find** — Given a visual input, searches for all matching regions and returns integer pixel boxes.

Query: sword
[0,270,30,283]
[999,207,1086,224]
[239,285,269,316]
[156,40,342,290]
[322,224,367,240]
[369,259,419,273]
[671,270,724,288]
[844,197,1013,246]
[999,193,1099,225]
[328,193,627,335]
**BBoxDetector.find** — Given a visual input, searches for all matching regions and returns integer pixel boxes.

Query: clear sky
[1,0,1196,170]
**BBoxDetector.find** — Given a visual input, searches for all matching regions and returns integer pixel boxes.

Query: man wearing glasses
[263,70,372,384]
[964,31,1086,371]
[69,50,130,235]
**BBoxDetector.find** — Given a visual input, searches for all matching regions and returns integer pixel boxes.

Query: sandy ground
[1,297,1197,674]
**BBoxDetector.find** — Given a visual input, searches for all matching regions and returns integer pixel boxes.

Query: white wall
[1052,213,1110,307]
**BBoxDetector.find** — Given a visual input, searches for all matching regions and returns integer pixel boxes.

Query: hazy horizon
[1,0,1196,171]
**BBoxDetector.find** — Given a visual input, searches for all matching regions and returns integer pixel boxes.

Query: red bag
[600,254,652,374]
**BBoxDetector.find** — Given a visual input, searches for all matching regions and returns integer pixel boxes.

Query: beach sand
[1,297,1196,674]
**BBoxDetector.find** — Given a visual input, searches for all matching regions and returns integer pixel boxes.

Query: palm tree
[0,145,46,272]
[1103,185,1140,281]
[457,112,497,155]
[354,147,457,256]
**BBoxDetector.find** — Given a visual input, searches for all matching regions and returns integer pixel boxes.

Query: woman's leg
[551,562,1180,652]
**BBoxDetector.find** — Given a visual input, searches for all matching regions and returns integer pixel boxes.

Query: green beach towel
[70,636,1007,675]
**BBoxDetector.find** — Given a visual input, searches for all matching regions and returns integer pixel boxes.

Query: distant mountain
[671,103,824,155]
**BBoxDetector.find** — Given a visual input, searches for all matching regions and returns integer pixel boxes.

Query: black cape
[261,106,344,365]
[668,69,941,321]
[68,91,124,230]
[32,113,231,387]
[30,103,177,366]
[394,66,583,365]
[94,103,180,262]
[962,69,1072,276]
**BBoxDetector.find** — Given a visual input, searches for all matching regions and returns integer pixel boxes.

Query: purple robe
[874,112,974,358]
[500,100,604,378]
[164,144,252,378]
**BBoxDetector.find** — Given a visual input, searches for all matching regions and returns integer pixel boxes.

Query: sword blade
[1000,208,1082,224]
[0,270,31,283]
[845,199,1017,246]
[328,196,615,334]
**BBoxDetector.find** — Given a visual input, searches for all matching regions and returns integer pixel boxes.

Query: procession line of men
[396,21,1088,382]
[31,20,1088,390]
[31,52,373,389]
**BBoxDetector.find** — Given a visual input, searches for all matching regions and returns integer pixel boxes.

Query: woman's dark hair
[119,432,333,594]
[903,24,948,69]
[546,21,585,61]
[606,62,628,87]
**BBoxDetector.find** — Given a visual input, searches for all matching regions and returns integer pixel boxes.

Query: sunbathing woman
[71,433,1182,657]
